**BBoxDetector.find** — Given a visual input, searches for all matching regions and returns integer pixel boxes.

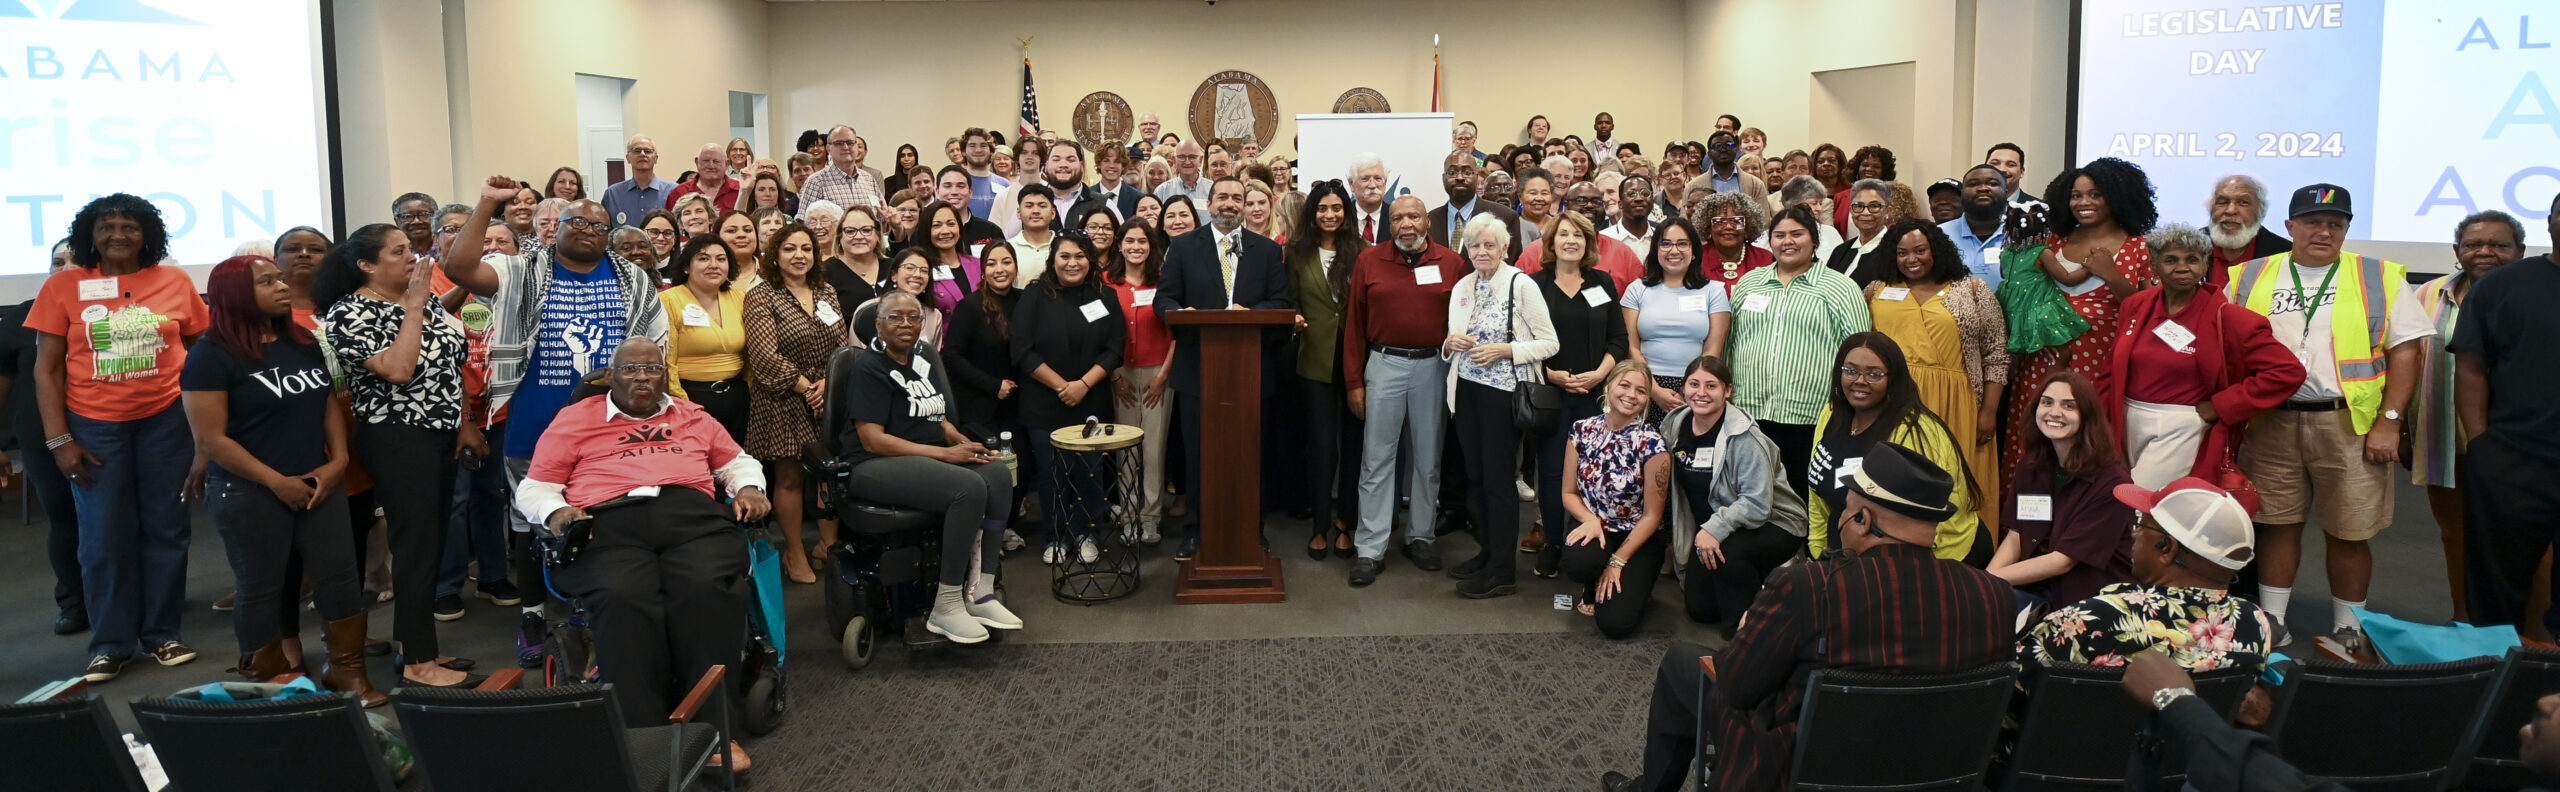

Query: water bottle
[997,431,1018,485]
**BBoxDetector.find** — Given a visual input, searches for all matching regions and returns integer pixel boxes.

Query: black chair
[128,690,399,791]
[807,346,958,668]
[2004,661,2255,791]
[2268,656,2501,792]
[394,666,732,792]
[2466,647,2560,790]
[1790,661,2019,791]
[0,695,149,792]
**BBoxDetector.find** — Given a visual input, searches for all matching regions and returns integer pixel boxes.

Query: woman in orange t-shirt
[31,194,211,683]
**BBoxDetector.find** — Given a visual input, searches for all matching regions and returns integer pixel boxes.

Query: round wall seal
[1333,88,1391,113]
[1186,70,1280,152]
[1070,91,1134,151]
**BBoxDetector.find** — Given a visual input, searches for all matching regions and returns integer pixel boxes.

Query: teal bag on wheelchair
[1996,243,2089,354]
[748,536,787,659]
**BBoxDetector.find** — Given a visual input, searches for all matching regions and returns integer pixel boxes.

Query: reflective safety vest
[2229,251,2405,435]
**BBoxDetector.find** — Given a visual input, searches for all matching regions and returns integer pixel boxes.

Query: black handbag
[1501,272,1563,434]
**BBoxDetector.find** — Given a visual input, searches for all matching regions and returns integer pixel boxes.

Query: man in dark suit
[1096,145,1145,221]
[1427,151,1523,262]
[1154,176,1293,560]
[1600,443,2018,792]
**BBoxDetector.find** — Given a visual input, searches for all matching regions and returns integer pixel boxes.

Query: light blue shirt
[1939,217,2010,290]
[601,177,675,229]
[1444,197,1479,242]
[1622,278,1733,378]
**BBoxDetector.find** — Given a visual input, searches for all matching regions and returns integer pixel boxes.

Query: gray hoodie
[1655,402,1809,574]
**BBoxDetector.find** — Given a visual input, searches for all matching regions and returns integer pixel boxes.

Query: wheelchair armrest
[669,664,728,725]
[476,668,526,691]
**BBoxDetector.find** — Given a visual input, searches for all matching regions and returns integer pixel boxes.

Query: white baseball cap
[2114,477,2256,571]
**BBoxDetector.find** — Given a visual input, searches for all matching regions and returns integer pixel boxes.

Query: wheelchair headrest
[818,346,864,458]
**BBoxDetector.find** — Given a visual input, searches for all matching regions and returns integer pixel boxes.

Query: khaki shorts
[2239,408,2393,540]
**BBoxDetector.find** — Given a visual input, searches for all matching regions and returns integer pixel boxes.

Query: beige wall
[333,0,456,220]
[766,0,1690,172]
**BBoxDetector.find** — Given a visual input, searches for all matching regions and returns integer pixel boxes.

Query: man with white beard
[2204,174,2293,293]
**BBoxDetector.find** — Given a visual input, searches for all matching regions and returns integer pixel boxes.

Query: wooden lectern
[1164,308,1295,604]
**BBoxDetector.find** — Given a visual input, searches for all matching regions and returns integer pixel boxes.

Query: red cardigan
[2103,287,2305,479]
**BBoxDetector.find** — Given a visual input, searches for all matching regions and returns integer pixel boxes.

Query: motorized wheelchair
[802,347,1002,670]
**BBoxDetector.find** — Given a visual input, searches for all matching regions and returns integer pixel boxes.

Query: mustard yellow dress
[1868,286,2000,538]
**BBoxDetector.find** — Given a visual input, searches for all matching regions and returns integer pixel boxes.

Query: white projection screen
[1,0,338,293]
[2071,0,2555,258]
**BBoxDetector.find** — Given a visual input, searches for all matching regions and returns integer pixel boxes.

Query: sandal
[782,553,818,585]
[1575,597,1595,617]
[1331,520,1354,559]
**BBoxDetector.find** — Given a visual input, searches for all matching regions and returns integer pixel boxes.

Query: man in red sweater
[515,338,769,766]
[1342,196,1469,586]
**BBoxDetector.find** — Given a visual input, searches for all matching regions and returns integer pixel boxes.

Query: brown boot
[233,639,293,682]
[279,635,307,674]
[321,614,390,708]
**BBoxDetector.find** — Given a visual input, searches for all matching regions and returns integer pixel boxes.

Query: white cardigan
[1441,263,1560,409]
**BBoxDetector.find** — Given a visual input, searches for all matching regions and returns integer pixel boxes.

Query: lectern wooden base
[1164,308,1297,605]
[1173,556,1286,604]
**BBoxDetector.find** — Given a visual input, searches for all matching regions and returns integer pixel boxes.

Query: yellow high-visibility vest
[2228,251,2405,435]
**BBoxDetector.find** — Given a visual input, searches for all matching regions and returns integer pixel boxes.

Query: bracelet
[1607,556,1627,569]
[44,434,72,451]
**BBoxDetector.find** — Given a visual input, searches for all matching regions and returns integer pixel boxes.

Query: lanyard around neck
[2287,258,2343,330]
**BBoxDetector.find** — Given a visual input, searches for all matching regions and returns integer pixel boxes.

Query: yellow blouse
[660,284,750,393]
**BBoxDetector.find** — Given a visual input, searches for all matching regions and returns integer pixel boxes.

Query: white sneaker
[925,585,989,643]
[1079,538,1100,564]
[1140,522,1162,546]
[1516,478,1537,502]
[1002,529,1026,552]
[966,592,1024,630]
[1042,543,1066,565]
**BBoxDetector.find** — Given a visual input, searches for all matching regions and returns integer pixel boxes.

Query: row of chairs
[0,667,734,792]
[1738,646,2556,792]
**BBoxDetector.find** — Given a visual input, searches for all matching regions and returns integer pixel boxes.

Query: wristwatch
[2151,687,2197,711]
[2380,408,2404,422]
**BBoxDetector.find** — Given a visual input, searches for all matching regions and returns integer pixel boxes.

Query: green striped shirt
[1725,265,1870,425]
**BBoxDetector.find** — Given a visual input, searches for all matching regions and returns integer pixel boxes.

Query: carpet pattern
[749,631,1672,791]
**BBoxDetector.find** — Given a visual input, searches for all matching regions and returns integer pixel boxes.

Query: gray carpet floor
[748,630,1670,791]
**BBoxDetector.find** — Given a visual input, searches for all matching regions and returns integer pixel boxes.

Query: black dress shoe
[1348,558,1383,587]
[1174,534,1199,561]
[1433,509,1468,537]
[1534,545,1562,579]
[1401,540,1442,571]
[54,611,88,635]
[1600,770,1638,792]
[1457,573,1516,599]
[1448,551,1486,580]
[439,657,477,672]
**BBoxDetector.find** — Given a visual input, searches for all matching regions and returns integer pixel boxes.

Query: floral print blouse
[1569,415,1666,533]
[2020,583,2274,673]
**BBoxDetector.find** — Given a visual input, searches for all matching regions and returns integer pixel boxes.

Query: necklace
[361,285,397,303]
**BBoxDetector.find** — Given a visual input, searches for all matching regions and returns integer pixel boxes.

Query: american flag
[1018,59,1041,140]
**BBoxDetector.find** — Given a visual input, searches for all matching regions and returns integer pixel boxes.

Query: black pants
[1300,375,1361,538]
[1536,391,1606,548]
[1760,422,1815,497]
[681,378,751,446]
[1453,381,1524,582]
[208,470,361,658]
[1640,641,1715,792]
[23,426,83,617]
[554,487,747,727]
[1684,526,1802,629]
[1565,528,1670,639]
[2466,435,2560,636]
[354,422,457,664]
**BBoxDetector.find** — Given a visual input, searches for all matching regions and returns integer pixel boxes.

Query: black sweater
[1010,277,1127,429]
[1533,266,1630,378]
[942,288,1020,432]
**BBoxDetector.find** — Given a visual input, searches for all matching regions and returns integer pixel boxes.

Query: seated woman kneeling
[841,290,1023,644]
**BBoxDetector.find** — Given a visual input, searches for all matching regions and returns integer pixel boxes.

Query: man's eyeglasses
[562,217,610,232]
[435,224,467,237]
[2460,240,2518,253]
[1837,365,1890,382]
[628,148,657,156]
[394,211,433,222]
[828,140,859,148]
[1710,141,1739,152]
[614,364,668,375]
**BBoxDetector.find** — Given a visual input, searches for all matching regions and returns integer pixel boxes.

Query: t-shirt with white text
[503,261,630,458]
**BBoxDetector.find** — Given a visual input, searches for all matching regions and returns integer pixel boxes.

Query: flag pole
[1431,34,1442,113]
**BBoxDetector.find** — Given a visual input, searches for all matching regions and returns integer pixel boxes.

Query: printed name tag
[1678,294,1708,313]
[1981,246,2004,267]
[1740,293,1772,313]
[933,266,957,281]
[1080,300,1109,322]
[2152,319,2197,352]
[1134,288,1157,304]
[2017,494,2053,522]
[814,301,841,326]
[78,277,118,301]
[1877,287,1911,301]
[1582,287,1610,307]
[1414,266,1443,286]
[681,303,711,327]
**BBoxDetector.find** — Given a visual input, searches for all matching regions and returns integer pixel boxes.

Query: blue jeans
[439,421,512,598]
[68,404,194,658]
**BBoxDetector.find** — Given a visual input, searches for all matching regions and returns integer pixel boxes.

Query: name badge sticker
[1415,266,1443,286]
[1740,293,1772,313]
[2017,494,2054,522]
[1582,287,1610,307]
[78,277,118,301]
[1080,300,1109,322]
[681,303,711,327]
